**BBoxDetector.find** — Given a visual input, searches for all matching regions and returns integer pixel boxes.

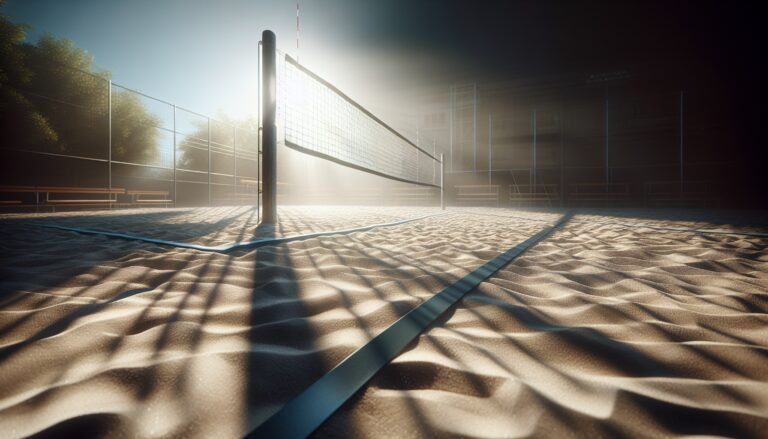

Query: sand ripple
[315,210,768,438]
[1,207,766,438]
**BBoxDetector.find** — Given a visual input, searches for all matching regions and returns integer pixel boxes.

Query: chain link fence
[0,56,261,209]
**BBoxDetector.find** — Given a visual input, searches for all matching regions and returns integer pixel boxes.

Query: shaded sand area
[3,206,441,247]
[0,206,767,438]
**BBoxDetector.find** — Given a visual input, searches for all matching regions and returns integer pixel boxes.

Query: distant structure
[417,67,740,207]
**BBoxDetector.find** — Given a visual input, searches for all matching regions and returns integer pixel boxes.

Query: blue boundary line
[35,212,446,253]
[456,210,768,238]
[246,211,573,439]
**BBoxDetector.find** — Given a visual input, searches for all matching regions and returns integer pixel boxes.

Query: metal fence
[0,57,261,209]
[446,161,730,207]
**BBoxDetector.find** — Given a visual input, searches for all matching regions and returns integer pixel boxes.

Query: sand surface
[0,206,766,438]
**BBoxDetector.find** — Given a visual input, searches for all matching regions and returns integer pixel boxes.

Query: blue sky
[3,0,426,126]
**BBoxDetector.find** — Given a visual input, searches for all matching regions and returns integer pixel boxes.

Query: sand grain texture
[0,206,766,438]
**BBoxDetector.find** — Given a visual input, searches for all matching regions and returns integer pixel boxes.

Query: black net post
[261,30,277,223]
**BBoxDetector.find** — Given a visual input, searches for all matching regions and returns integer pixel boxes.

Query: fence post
[208,117,212,206]
[560,96,565,207]
[173,104,177,207]
[257,39,261,213]
[261,30,278,223]
[416,128,419,183]
[108,80,112,207]
[432,139,436,185]
[605,97,610,186]
[440,153,445,210]
[233,126,237,199]
[473,83,477,174]
[449,85,454,173]
[679,90,684,195]
[488,114,492,186]
[532,109,537,192]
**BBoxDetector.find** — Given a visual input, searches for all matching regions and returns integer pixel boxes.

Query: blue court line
[458,210,768,238]
[35,212,446,253]
[246,211,573,439]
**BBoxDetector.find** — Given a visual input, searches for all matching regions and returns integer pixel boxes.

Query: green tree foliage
[0,4,57,148]
[177,115,258,172]
[1,3,160,164]
[177,118,212,171]
[21,36,111,155]
[110,89,161,165]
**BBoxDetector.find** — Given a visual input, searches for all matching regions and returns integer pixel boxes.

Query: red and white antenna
[296,2,300,63]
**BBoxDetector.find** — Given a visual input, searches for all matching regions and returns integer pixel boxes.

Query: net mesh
[276,55,439,187]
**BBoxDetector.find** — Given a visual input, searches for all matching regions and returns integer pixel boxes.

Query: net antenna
[260,30,445,224]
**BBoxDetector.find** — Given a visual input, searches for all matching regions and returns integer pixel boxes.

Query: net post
[261,30,277,223]
[440,153,445,210]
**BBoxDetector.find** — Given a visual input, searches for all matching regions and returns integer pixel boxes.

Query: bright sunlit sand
[1,206,766,438]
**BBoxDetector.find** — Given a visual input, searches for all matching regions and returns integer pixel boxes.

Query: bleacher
[0,185,176,211]
[0,185,124,210]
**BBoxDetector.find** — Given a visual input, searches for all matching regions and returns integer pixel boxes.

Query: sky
[3,0,430,125]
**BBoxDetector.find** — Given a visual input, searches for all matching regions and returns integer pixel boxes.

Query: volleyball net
[273,54,442,189]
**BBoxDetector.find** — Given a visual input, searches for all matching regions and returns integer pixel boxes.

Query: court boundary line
[455,210,768,238]
[246,211,573,439]
[34,212,447,253]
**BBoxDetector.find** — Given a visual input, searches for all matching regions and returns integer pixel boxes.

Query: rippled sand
[0,206,766,438]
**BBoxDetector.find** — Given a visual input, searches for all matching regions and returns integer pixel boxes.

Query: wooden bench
[455,185,500,207]
[0,185,125,204]
[509,184,559,207]
[568,183,632,207]
[127,190,173,206]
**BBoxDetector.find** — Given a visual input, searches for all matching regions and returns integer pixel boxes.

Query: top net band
[277,55,440,187]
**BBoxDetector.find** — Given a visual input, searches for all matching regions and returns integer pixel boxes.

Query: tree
[110,89,162,165]
[1,2,161,165]
[21,36,110,156]
[0,2,57,149]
